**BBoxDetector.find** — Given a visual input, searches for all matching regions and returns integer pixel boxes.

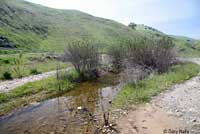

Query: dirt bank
[116,58,200,134]
[117,104,186,134]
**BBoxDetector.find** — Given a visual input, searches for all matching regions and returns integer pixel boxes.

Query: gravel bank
[116,58,200,134]
[0,68,71,92]
[152,58,200,133]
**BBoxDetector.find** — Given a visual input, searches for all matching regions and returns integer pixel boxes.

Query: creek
[0,73,121,134]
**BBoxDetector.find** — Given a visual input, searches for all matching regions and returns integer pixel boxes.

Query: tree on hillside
[128,22,137,30]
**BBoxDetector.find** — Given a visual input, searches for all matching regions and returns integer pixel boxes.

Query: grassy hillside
[0,0,141,54]
[172,36,200,57]
[1,0,199,57]
[133,24,200,57]
[135,24,165,38]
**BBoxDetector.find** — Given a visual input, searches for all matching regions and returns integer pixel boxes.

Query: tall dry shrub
[107,45,126,73]
[126,37,175,72]
[64,40,99,81]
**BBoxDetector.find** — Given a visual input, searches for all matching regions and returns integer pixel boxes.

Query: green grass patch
[112,63,200,108]
[0,53,69,80]
[0,69,80,115]
[0,70,79,104]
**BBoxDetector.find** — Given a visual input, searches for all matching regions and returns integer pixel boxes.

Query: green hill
[0,0,141,54]
[135,24,165,38]
[170,36,200,57]
[133,24,200,57]
[0,0,199,57]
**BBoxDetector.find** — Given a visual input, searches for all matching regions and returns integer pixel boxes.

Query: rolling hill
[133,24,200,57]
[0,0,142,54]
[0,0,199,57]
[171,36,200,57]
[135,24,165,37]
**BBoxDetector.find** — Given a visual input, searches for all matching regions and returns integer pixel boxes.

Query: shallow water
[0,74,121,134]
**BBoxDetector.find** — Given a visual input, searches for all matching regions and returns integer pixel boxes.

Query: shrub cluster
[108,37,175,73]
[126,37,175,72]
[64,37,175,82]
[64,40,99,81]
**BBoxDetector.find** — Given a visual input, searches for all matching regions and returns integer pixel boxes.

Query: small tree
[64,40,99,81]
[128,22,137,30]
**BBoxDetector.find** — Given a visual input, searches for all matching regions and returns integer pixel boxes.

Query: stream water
[0,74,121,134]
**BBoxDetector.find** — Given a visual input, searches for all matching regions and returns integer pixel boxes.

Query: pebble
[192,119,197,123]
[77,106,82,110]
[30,102,39,106]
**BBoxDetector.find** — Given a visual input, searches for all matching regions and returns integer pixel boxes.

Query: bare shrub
[107,45,126,73]
[64,40,99,81]
[120,60,152,85]
[126,37,176,73]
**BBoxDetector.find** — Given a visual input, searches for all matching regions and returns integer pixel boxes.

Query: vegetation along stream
[0,73,121,134]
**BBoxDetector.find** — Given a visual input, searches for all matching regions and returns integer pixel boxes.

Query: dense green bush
[30,68,40,75]
[0,93,9,103]
[3,71,12,80]
[0,58,12,65]
[64,70,80,82]
[3,59,10,64]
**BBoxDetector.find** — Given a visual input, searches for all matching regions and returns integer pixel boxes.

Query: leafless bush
[107,45,126,73]
[120,60,152,85]
[64,40,99,81]
[126,37,176,73]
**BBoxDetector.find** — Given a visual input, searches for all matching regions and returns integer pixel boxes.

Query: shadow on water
[0,73,121,134]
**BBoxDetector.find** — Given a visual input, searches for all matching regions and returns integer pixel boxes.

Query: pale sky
[26,0,200,39]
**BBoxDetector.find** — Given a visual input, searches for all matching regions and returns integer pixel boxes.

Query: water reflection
[0,74,121,134]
